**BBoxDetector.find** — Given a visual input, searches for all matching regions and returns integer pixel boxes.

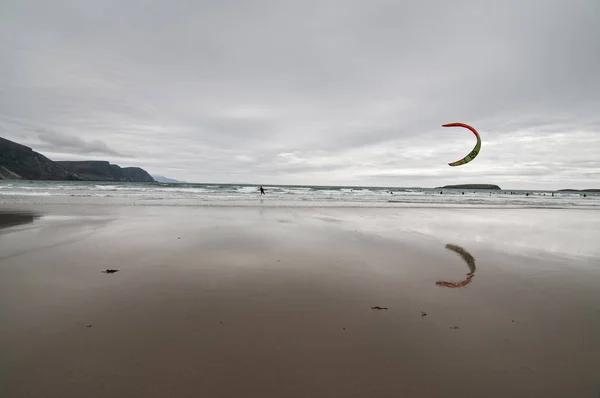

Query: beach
[1,203,599,397]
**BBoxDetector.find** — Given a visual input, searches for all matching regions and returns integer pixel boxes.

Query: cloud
[35,130,126,157]
[0,0,599,188]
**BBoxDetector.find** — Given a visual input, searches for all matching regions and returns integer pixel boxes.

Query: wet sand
[1,205,599,398]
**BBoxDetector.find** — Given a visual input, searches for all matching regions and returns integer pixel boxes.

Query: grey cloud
[34,130,126,157]
[1,0,599,188]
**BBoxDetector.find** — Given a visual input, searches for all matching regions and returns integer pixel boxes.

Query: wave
[1,181,598,208]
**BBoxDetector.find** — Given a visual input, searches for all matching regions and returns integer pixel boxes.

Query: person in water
[259,186,265,195]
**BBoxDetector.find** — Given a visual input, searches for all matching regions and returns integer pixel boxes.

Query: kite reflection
[435,244,476,288]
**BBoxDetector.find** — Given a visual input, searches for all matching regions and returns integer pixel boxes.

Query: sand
[1,204,599,398]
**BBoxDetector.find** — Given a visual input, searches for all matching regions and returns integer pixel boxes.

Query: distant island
[152,175,185,183]
[437,184,501,190]
[558,189,600,192]
[0,136,154,182]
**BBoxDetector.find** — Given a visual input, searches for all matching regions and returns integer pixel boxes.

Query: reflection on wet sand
[436,243,476,288]
[0,210,40,230]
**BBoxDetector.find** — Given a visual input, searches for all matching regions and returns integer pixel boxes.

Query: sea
[0,181,598,208]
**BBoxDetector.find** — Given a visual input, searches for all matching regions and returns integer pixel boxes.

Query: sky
[1,0,599,189]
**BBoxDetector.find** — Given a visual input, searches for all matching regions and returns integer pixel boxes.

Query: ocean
[1,181,597,208]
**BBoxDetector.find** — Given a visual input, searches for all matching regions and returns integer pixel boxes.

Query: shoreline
[2,180,599,211]
[2,178,599,192]
[2,196,600,211]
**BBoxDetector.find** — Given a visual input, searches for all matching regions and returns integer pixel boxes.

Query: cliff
[0,137,78,180]
[0,136,154,182]
[56,161,155,182]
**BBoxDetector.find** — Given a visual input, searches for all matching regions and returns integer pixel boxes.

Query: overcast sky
[1,0,599,188]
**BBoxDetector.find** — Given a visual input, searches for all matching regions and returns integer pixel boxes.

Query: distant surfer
[259,186,265,195]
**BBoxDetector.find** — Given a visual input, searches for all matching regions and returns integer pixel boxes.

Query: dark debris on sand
[421,311,427,317]
[371,306,388,310]
[101,269,119,274]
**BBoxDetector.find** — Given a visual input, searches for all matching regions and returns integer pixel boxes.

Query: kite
[443,122,481,166]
